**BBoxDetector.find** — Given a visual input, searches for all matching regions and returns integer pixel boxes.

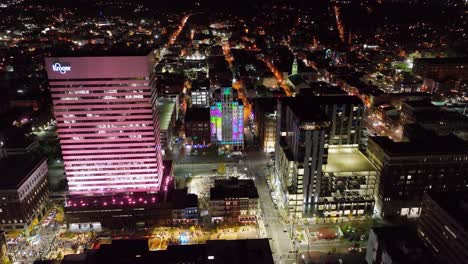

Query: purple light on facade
[45,56,163,195]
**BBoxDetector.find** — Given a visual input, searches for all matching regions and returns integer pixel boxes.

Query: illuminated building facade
[253,98,277,153]
[0,155,48,233]
[209,178,258,223]
[210,87,244,150]
[45,54,163,196]
[190,86,210,108]
[275,98,330,218]
[0,231,8,264]
[275,95,373,218]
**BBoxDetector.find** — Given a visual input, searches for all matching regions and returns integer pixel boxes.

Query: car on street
[348,243,361,253]
[348,247,358,253]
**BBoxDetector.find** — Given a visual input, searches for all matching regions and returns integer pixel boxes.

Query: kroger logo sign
[52,62,71,74]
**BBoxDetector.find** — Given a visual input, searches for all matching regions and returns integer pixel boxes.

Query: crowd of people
[7,216,94,264]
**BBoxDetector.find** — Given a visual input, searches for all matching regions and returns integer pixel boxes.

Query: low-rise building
[62,238,274,264]
[171,188,199,225]
[209,178,258,223]
[185,107,211,146]
[0,155,48,233]
[157,98,176,156]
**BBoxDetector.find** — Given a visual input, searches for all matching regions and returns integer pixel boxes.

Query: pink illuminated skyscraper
[45,51,163,195]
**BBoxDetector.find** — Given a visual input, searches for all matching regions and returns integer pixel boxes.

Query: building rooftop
[413,109,467,123]
[0,127,37,149]
[403,99,436,109]
[253,97,277,114]
[371,226,434,264]
[324,148,376,173]
[370,135,468,155]
[0,155,46,190]
[191,78,210,90]
[282,95,362,124]
[204,239,274,264]
[288,95,364,106]
[427,191,468,231]
[185,107,210,122]
[386,92,431,98]
[308,82,347,96]
[414,57,468,65]
[157,100,175,131]
[283,99,329,123]
[288,74,308,86]
[171,188,198,209]
[48,44,155,57]
[210,178,259,200]
[62,238,273,264]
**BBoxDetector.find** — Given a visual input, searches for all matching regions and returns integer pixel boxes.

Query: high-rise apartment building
[45,52,163,196]
[367,135,468,218]
[210,87,244,150]
[294,95,364,147]
[275,98,330,217]
[275,95,371,218]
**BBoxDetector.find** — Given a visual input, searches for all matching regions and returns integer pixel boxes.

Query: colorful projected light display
[210,87,244,149]
[232,102,244,142]
[210,102,223,142]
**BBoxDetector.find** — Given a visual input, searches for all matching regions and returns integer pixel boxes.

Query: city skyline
[0,0,466,263]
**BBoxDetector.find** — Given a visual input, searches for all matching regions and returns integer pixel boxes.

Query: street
[245,150,296,263]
